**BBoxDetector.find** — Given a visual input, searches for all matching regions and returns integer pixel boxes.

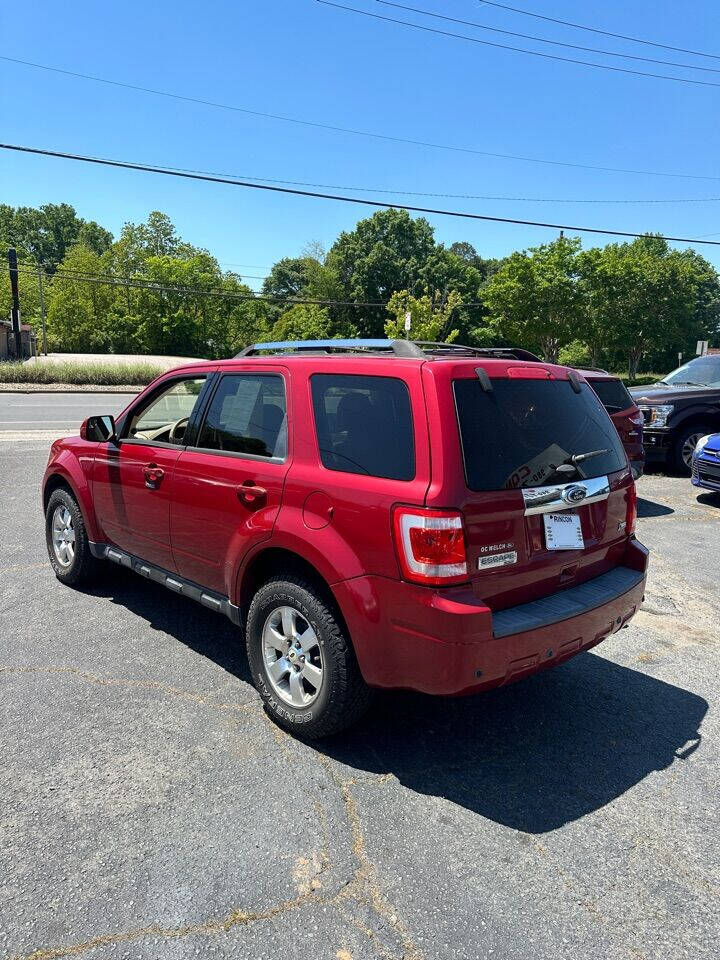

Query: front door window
[127,378,206,445]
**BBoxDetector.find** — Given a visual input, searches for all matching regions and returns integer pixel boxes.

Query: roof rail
[414,342,542,362]
[234,339,541,362]
[236,338,424,358]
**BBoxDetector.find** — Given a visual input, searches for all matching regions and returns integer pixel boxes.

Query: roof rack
[413,342,542,362]
[236,338,424,358]
[234,339,541,362]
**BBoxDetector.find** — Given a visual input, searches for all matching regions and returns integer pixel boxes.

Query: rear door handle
[144,463,165,488]
[237,482,267,506]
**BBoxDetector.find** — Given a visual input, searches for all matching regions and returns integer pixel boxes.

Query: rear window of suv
[587,377,634,413]
[311,373,414,480]
[454,378,627,490]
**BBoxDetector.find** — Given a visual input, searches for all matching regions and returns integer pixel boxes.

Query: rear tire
[246,575,373,739]
[45,488,102,587]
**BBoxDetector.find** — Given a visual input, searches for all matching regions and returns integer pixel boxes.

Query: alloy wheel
[261,605,324,707]
[52,505,76,567]
[682,432,705,470]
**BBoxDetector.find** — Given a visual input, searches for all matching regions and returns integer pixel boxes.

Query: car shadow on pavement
[320,653,707,834]
[83,571,707,835]
[84,567,253,684]
[637,497,674,518]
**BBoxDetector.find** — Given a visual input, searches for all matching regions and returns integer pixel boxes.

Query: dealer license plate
[543,513,584,550]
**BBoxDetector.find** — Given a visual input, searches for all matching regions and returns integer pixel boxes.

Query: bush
[558,340,592,368]
[0,360,164,386]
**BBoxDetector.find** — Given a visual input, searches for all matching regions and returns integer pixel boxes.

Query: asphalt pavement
[1,396,718,960]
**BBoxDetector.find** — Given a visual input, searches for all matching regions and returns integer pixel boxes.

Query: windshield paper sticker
[504,443,572,489]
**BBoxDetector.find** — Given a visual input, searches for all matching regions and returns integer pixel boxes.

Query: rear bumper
[334,539,648,695]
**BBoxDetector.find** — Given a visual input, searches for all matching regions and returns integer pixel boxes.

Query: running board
[89,541,242,626]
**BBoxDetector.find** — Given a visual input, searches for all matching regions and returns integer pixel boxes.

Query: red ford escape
[43,340,648,738]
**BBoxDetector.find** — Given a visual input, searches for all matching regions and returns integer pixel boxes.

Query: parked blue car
[691,433,720,493]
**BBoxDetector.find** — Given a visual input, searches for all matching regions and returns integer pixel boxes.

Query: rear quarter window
[311,373,414,480]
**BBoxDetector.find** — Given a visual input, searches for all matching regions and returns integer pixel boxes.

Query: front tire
[670,425,711,474]
[246,576,373,739]
[45,488,102,587]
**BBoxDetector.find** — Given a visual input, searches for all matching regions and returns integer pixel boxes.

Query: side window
[311,374,414,480]
[127,377,206,445]
[196,374,287,459]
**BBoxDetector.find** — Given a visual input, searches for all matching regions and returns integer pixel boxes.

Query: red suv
[578,369,645,479]
[43,340,648,738]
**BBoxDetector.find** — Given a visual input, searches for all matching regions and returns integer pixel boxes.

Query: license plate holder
[543,512,584,550]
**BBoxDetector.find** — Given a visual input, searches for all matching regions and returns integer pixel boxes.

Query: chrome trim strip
[522,475,611,516]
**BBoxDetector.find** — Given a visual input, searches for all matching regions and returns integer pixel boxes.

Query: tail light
[393,507,468,586]
[626,482,637,536]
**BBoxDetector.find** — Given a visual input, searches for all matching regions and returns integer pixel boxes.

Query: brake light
[506,366,555,379]
[626,482,637,536]
[393,507,468,586]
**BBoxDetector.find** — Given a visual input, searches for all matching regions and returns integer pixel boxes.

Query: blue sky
[2,0,720,288]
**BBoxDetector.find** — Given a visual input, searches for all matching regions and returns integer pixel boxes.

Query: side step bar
[89,541,242,626]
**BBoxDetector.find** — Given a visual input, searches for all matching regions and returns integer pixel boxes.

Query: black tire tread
[246,574,373,739]
[45,488,102,587]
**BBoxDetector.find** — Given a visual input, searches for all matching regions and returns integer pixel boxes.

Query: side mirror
[81,415,117,443]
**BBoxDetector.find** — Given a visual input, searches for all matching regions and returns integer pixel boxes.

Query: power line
[2,53,720,182]
[319,1,720,89]
[473,0,720,61]
[12,263,395,307]
[377,1,720,74]
[4,142,720,246]
[85,159,720,204]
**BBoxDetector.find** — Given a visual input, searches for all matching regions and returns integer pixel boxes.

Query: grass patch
[0,360,164,386]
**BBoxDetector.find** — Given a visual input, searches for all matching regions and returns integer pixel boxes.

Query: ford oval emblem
[562,484,587,505]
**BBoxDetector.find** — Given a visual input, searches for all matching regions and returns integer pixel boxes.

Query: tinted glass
[454,379,627,491]
[129,378,206,444]
[311,374,414,480]
[197,374,287,458]
[587,378,634,413]
[663,356,720,387]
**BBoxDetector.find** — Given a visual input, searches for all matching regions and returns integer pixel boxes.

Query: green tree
[326,209,436,336]
[46,245,116,351]
[483,236,582,362]
[269,303,333,341]
[576,236,710,379]
[0,203,111,267]
[384,290,461,343]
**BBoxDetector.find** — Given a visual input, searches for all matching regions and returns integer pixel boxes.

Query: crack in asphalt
[0,665,259,715]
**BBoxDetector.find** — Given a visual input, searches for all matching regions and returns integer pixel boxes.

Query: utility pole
[37,264,48,355]
[8,248,22,359]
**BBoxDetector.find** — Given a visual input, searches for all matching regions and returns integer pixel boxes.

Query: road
[0,392,136,437]
[1,392,718,960]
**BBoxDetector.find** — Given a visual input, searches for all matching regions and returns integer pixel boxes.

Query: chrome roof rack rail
[235,339,425,358]
[414,342,542,362]
[234,339,540,362]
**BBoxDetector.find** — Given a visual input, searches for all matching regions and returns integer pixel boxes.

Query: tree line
[2,202,719,375]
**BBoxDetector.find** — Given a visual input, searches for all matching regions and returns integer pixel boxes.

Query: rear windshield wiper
[541,449,610,483]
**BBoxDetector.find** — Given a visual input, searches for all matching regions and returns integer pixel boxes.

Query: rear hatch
[434,364,635,611]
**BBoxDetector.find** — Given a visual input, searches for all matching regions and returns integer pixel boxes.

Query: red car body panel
[43,353,648,697]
